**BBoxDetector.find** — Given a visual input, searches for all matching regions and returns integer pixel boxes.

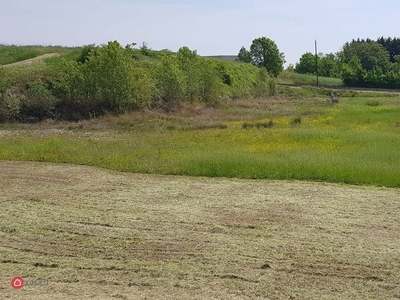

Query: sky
[1,0,399,66]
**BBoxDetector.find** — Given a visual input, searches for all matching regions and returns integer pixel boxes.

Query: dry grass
[2,53,60,69]
[1,161,399,299]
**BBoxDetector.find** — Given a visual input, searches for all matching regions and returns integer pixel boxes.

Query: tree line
[293,37,400,88]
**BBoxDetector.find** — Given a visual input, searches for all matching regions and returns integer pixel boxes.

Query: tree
[377,37,400,63]
[341,56,365,86]
[77,44,98,64]
[237,37,285,77]
[249,37,285,77]
[295,52,316,75]
[237,46,251,63]
[340,40,390,72]
[177,46,201,101]
[57,41,154,116]
[83,41,152,112]
[295,52,340,78]
[319,53,340,78]
[153,54,185,107]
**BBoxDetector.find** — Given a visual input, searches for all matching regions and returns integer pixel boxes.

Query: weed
[290,116,302,126]
[365,100,382,107]
[242,120,274,129]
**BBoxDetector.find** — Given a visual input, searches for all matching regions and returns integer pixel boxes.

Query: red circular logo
[11,276,25,290]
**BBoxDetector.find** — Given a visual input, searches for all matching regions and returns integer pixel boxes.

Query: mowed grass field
[1,161,400,300]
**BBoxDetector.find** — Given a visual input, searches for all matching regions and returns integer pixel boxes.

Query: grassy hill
[0,43,276,121]
[0,45,81,66]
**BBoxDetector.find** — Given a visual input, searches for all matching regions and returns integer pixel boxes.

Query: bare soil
[0,161,399,299]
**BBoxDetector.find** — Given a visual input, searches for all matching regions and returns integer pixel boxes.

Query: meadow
[1,91,399,187]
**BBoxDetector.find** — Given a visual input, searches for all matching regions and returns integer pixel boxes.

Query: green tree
[295,52,316,75]
[77,44,98,64]
[249,37,285,77]
[56,41,154,117]
[83,41,152,112]
[377,37,400,63]
[319,53,340,78]
[341,56,365,86]
[296,52,340,78]
[197,59,224,104]
[340,40,390,72]
[153,54,185,108]
[237,46,252,63]
[177,46,201,101]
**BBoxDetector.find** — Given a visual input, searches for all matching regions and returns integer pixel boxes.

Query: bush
[0,93,21,122]
[253,68,270,98]
[76,44,98,64]
[56,41,154,117]
[198,59,225,104]
[242,120,274,129]
[365,100,382,107]
[153,54,185,109]
[290,116,302,126]
[0,67,7,93]
[21,80,56,120]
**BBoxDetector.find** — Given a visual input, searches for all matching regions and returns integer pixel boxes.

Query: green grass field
[1,94,399,187]
[278,71,344,87]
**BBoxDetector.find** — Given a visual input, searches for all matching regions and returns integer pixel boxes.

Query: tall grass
[278,71,344,87]
[0,96,399,187]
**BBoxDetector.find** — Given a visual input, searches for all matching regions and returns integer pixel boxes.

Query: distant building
[205,55,238,62]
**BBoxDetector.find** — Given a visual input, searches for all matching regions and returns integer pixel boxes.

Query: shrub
[21,80,56,120]
[290,116,302,126]
[0,93,21,122]
[198,59,225,105]
[365,100,382,107]
[269,79,277,96]
[242,120,274,129]
[152,54,185,109]
[56,41,154,116]
[253,68,270,98]
[0,67,7,93]
[76,44,98,64]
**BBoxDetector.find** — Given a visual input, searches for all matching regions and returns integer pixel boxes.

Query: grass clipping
[1,161,400,299]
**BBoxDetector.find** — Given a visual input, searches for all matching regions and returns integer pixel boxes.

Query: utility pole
[315,40,319,87]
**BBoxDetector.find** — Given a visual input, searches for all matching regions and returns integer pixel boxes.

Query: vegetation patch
[365,100,382,106]
[1,96,399,187]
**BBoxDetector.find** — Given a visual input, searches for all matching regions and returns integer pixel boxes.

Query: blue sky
[1,0,399,65]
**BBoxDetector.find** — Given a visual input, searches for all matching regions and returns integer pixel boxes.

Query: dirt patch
[2,53,60,68]
[0,161,399,299]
